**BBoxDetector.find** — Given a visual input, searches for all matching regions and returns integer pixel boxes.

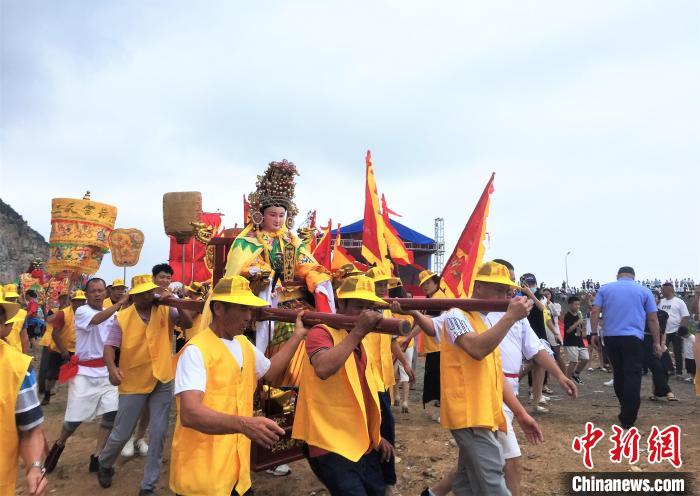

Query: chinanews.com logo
[564,422,694,495]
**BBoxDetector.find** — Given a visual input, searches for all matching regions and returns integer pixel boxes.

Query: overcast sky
[1,1,698,288]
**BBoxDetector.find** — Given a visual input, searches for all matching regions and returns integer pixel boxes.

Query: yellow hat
[336,275,387,304]
[365,267,399,285]
[71,289,87,300]
[210,276,269,307]
[3,283,20,299]
[111,279,127,288]
[418,270,439,286]
[129,274,160,295]
[473,261,519,288]
[185,281,205,296]
[0,297,20,324]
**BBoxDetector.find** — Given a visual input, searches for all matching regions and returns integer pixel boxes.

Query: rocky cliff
[0,199,49,282]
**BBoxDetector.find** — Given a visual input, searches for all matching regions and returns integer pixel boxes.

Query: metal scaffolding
[433,217,445,273]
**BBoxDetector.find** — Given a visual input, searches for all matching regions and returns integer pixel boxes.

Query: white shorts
[497,405,521,459]
[545,327,560,347]
[64,374,119,422]
[394,346,415,383]
[563,346,590,364]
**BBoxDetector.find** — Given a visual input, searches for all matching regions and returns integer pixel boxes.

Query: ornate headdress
[247,160,299,229]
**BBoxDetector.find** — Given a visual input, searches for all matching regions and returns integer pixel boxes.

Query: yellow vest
[170,329,255,496]
[439,311,506,432]
[103,298,113,309]
[0,339,32,495]
[420,289,448,354]
[5,309,26,353]
[292,325,381,462]
[363,310,395,392]
[49,307,76,353]
[40,323,55,349]
[115,305,174,394]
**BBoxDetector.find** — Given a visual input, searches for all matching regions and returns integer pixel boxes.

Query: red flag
[381,194,402,217]
[441,174,495,298]
[312,219,333,270]
[168,212,222,285]
[361,150,388,269]
[381,194,414,266]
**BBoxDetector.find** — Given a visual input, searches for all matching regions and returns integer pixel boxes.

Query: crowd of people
[1,161,698,496]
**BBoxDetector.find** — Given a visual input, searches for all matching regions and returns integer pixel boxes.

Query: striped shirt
[16,364,44,431]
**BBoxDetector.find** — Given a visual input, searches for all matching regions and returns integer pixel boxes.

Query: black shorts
[46,351,70,381]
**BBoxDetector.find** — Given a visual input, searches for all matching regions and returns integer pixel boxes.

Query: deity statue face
[261,206,287,233]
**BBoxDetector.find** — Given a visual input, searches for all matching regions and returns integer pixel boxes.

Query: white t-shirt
[659,297,690,334]
[682,334,695,360]
[73,304,116,378]
[430,308,474,344]
[174,337,271,395]
[485,312,545,395]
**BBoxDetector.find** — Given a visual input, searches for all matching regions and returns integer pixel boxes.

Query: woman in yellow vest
[292,275,394,496]
[41,290,86,405]
[170,275,307,496]
[97,274,191,493]
[0,294,49,496]
[364,267,414,493]
[3,284,30,354]
[406,262,544,496]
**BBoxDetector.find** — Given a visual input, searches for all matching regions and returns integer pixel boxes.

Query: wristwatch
[28,461,45,473]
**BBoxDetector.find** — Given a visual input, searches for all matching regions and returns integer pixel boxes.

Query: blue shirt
[593,277,657,341]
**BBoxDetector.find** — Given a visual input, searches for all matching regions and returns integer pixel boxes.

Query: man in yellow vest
[407,262,543,496]
[41,290,86,405]
[96,274,192,494]
[3,283,30,354]
[1,292,49,495]
[170,275,306,496]
[103,279,127,308]
[293,275,394,496]
[365,267,414,494]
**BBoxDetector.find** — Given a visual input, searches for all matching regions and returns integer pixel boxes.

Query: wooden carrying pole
[157,296,411,336]
[384,298,509,313]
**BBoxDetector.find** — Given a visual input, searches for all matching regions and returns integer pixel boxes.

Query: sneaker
[97,464,114,488]
[265,464,291,476]
[44,441,65,474]
[573,375,584,385]
[89,454,99,473]
[431,411,441,422]
[535,405,549,413]
[538,396,549,405]
[543,386,554,394]
[121,437,135,458]
[604,379,614,386]
[41,392,51,406]
[134,438,149,457]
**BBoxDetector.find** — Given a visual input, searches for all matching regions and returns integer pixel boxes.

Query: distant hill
[0,199,49,282]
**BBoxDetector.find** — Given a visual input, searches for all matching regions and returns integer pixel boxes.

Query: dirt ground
[18,352,699,496]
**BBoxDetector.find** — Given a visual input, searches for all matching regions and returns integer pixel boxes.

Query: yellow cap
[365,267,399,285]
[3,283,20,299]
[210,276,269,307]
[71,290,87,300]
[418,270,438,286]
[336,275,387,304]
[129,274,160,295]
[0,298,20,324]
[473,261,518,288]
[185,281,205,296]
[111,279,127,288]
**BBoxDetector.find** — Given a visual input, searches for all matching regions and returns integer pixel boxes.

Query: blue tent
[331,219,435,245]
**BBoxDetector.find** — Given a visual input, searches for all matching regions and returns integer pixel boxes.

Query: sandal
[266,464,291,477]
[648,395,661,401]
[666,393,679,402]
